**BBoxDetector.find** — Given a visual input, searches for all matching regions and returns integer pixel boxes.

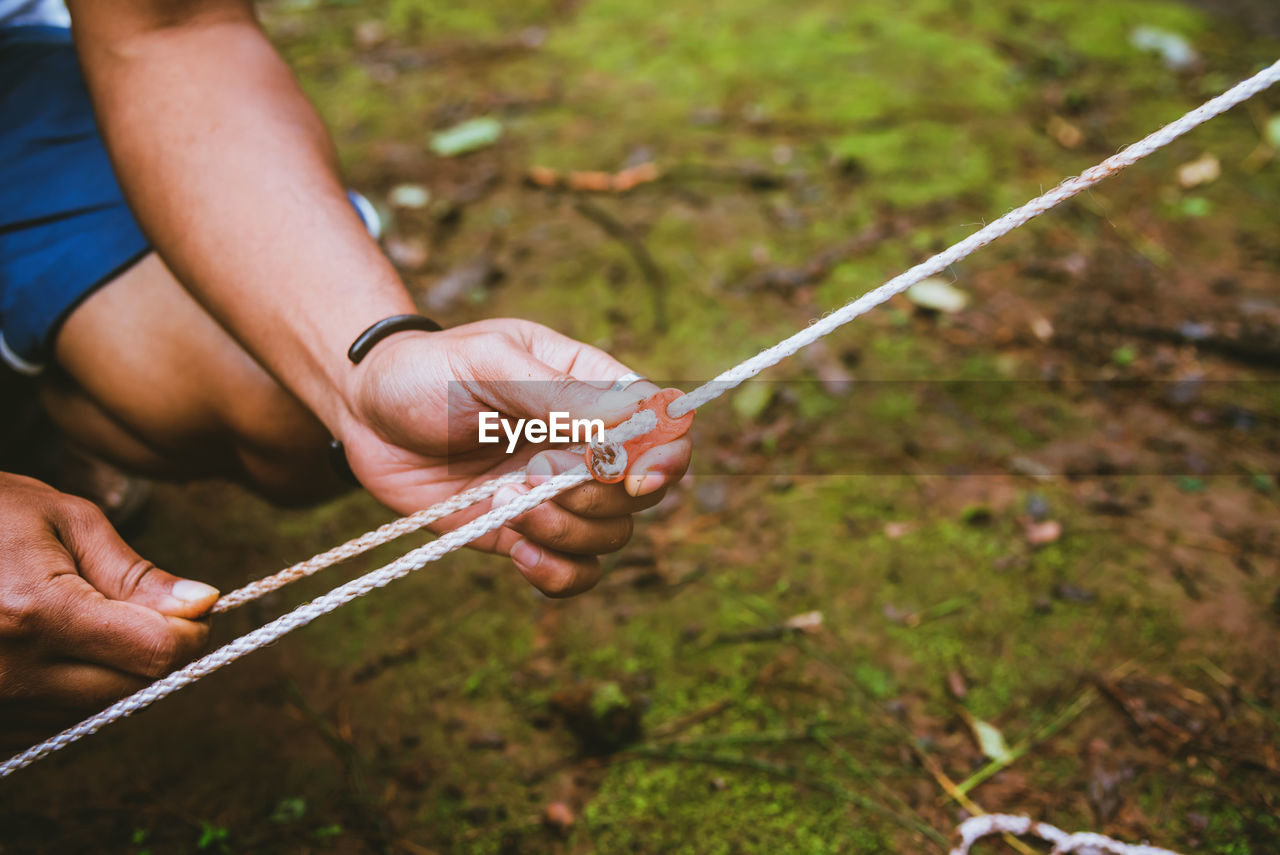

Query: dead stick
[573,198,669,332]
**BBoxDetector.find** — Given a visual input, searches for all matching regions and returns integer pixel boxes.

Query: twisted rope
[3,59,1276,780]
[950,814,1184,855]
[209,469,528,613]
[0,413,658,777]
[668,57,1280,418]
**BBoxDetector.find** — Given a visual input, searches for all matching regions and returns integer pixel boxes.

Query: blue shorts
[0,26,381,376]
[0,26,150,375]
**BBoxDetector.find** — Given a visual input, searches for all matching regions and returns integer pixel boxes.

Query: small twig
[909,746,1039,855]
[663,724,841,749]
[793,638,1036,855]
[1198,659,1280,726]
[573,198,668,331]
[739,219,904,296]
[1110,323,1280,367]
[648,697,736,740]
[951,686,1098,800]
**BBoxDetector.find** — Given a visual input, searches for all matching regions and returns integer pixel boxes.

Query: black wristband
[330,314,443,485]
[347,314,442,364]
[329,438,359,486]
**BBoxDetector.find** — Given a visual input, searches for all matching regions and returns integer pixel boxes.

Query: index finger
[510,321,635,384]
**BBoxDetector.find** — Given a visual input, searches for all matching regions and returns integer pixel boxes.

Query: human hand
[0,474,218,749]
[334,318,692,597]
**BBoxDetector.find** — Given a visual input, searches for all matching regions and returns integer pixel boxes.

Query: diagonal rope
[213,56,1280,613]
[3,58,1276,781]
[0,413,655,778]
[0,467,593,779]
[668,57,1280,418]
[209,469,528,613]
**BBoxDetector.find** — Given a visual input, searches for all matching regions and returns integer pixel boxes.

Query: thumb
[481,345,651,428]
[55,502,219,618]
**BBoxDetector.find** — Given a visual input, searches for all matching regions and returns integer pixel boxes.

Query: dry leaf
[1023,519,1063,547]
[1177,153,1220,188]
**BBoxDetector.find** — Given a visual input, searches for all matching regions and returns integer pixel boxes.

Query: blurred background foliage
[4,1,1280,852]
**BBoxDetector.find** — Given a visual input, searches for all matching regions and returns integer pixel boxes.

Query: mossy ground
[3,1,1279,853]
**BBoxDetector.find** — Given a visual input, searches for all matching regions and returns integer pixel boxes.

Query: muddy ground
[2,0,1278,853]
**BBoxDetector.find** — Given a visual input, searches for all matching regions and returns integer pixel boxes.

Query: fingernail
[527,455,553,483]
[627,468,664,497]
[637,472,665,496]
[598,389,646,416]
[172,579,219,604]
[493,484,527,508]
[510,539,542,571]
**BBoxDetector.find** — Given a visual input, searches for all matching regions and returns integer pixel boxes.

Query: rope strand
[950,814,1184,855]
[669,58,1280,417]
[209,469,528,613]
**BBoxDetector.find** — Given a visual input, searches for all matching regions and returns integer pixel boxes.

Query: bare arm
[63,0,693,596]
[67,0,410,438]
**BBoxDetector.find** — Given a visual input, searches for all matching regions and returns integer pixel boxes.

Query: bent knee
[217,375,348,506]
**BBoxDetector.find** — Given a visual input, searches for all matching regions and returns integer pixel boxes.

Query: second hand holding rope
[3,58,1277,780]
[0,411,657,775]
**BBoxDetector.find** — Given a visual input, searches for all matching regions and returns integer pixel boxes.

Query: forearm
[68,1,414,436]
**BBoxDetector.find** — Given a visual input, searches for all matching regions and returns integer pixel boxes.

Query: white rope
[209,469,528,613]
[3,59,1276,780]
[950,814,1183,855]
[210,434,654,613]
[668,58,1280,418]
[0,414,657,777]
[0,467,592,777]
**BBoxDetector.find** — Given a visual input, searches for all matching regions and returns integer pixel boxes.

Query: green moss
[585,763,888,854]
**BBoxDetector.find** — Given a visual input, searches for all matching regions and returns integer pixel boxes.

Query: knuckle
[544,511,576,547]
[188,621,211,650]
[605,516,634,552]
[548,376,578,405]
[537,556,602,599]
[61,496,107,532]
[116,558,157,600]
[540,566,580,598]
[0,590,41,640]
[577,485,609,518]
[139,629,181,678]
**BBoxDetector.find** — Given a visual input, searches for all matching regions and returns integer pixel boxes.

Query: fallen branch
[573,198,669,331]
[950,686,1099,800]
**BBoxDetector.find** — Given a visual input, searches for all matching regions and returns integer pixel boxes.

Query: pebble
[543,801,574,834]
[1025,493,1050,522]
[1023,519,1062,547]
[388,183,431,209]
[906,277,969,313]
[466,731,507,751]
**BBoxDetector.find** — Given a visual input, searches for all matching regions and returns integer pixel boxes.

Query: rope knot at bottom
[585,438,628,481]
[950,814,1184,855]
